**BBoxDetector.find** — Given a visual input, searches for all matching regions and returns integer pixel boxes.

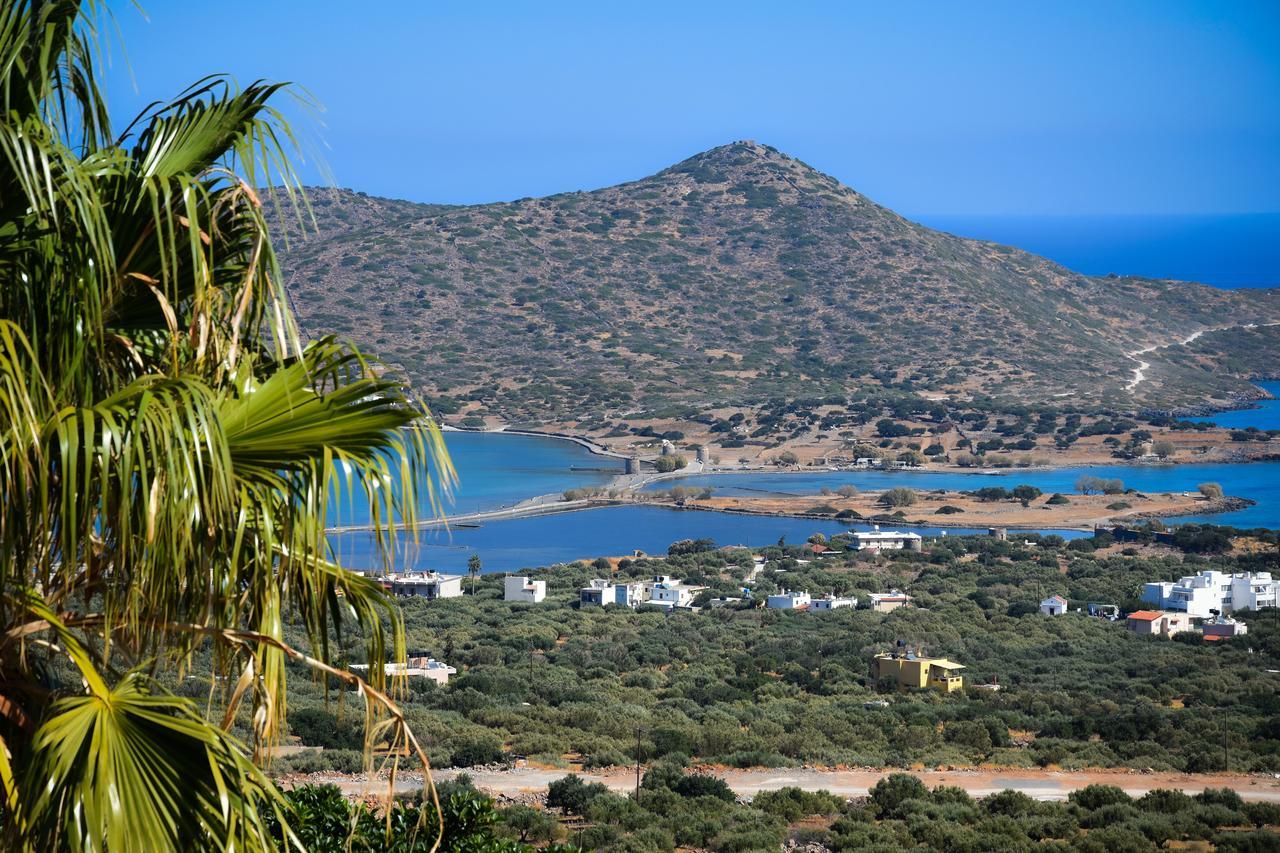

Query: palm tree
[0,2,452,849]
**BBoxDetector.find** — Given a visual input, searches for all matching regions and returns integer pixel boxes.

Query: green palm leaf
[0,2,453,848]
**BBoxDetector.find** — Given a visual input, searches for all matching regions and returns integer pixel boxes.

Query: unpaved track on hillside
[1125,321,1280,393]
[298,766,1280,803]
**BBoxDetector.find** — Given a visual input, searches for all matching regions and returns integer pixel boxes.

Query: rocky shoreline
[1126,495,1256,521]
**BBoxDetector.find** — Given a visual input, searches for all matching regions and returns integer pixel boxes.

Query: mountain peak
[273,145,1280,419]
[661,139,796,181]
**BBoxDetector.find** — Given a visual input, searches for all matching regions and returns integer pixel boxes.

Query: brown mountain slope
[271,141,1280,424]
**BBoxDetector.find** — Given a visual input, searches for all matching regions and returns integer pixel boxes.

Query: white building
[504,575,547,603]
[1040,595,1068,616]
[580,575,703,609]
[812,595,857,611]
[385,571,464,600]
[850,527,923,552]
[580,578,643,608]
[766,590,811,610]
[1142,570,1279,617]
[642,575,705,609]
[351,656,457,686]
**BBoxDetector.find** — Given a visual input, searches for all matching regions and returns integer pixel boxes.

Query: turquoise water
[330,505,1087,575]
[645,461,1280,529]
[326,428,1279,574]
[328,430,624,526]
[1185,381,1280,431]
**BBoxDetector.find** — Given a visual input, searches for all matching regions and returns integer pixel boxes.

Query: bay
[330,504,1088,575]
[326,425,1279,575]
[1185,380,1280,431]
[328,430,624,526]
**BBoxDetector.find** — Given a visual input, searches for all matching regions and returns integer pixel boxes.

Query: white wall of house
[767,590,811,610]
[1142,570,1279,616]
[505,576,547,603]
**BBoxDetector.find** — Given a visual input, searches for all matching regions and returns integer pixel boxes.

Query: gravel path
[293,765,1280,803]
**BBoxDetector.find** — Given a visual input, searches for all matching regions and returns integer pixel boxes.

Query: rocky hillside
[270,141,1280,424]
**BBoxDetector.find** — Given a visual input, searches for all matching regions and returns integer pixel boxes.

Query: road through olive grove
[301,766,1280,803]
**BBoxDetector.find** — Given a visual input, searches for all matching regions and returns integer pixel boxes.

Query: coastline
[326,490,1251,536]
[439,423,630,461]
[435,422,1278,475]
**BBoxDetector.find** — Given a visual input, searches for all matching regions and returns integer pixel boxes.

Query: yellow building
[873,652,965,693]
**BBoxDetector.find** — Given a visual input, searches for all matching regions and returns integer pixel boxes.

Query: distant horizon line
[308,184,1279,219]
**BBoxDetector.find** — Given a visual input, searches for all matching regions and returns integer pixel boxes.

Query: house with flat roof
[1126,610,1192,637]
[643,575,705,609]
[850,527,923,552]
[868,591,913,613]
[1202,617,1248,641]
[1142,570,1279,617]
[1040,595,1068,616]
[767,589,811,610]
[385,572,464,600]
[873,651,965,693]
[812,595,857,611]
[580,578,644,608]
[504,576,546,603]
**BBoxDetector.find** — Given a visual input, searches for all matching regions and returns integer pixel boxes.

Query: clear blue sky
[104,1,1280,215]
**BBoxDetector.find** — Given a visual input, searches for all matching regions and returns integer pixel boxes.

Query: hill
[271,142,1280,425]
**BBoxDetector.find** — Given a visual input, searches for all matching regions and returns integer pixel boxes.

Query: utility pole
[634,726,644,805]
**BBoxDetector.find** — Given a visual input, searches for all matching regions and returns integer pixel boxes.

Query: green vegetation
[653,454,687,473]
[276,533,1280,778]
[0,5,446,848]
[880,487,918,507]
[1200,482,1225,500]
[263,779,575,852]
[275,772,1280,851]
[1076,475,1126,495]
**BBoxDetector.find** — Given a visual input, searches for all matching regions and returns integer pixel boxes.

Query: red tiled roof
[1127,610,1164,621]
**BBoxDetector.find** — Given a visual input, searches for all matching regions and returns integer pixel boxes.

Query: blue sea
[328,430,623,527]
[330,504,1088,575]
[639,380,1280,530]
[331,432,1277,574]
[916,214,1279,289]
[1185,380,1280,431]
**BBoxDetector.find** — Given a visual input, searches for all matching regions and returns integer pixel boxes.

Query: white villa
[849,527,923,552]
[812,595,857,611]
[1142,570,1279,618]
[580,575,706,609]
[580,578,644,608]
[385,571,464,600]
[766,589,812,610]
[645,575,704,609]
[504,575,547,603]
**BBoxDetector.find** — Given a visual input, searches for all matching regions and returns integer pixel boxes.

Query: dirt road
[300,765,1280,803]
